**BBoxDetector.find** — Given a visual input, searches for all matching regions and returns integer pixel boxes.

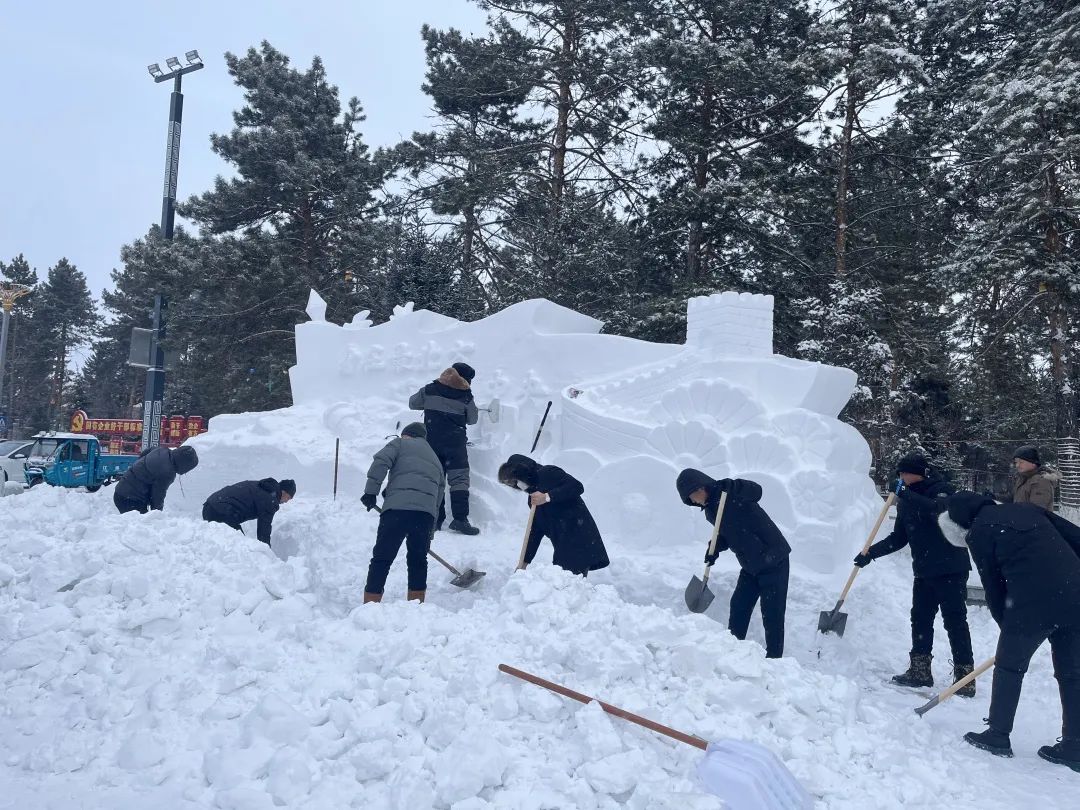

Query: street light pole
[141,51,203,451]
[0,282,33,438]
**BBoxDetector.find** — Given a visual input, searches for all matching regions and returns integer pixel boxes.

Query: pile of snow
[1,488,1076,808]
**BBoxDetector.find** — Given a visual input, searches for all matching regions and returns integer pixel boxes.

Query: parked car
[0,438,34,486]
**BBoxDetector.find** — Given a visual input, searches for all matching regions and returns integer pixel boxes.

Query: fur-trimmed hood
[437,367,471,391]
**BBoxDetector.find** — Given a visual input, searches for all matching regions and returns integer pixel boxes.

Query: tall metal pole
[0,284,32,439]
[142,54,200,451]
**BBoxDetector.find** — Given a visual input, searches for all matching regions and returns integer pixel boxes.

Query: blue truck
[23,432,138,492]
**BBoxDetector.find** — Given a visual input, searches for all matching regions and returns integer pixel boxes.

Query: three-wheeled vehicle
[23,432,137,492]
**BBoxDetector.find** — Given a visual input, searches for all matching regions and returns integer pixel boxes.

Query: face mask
[516,480,530,492]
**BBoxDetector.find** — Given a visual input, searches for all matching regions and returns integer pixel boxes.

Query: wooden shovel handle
[837,492,897,603]
[700,491,729,584]
[499,664,708,751]
[428,549,460,576]
[915,656,996,716]
[515,504,538,570]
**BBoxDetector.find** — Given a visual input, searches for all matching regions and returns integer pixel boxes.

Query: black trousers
[113,489,148,515]
[202,503,246,536]
[910,573,974,665]
[729,558,789,659]
[431,440,469,524]
[989,623,1080,738]
[364,509,434,594]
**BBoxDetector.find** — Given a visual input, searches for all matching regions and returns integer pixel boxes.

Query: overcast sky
[0,0,487,299]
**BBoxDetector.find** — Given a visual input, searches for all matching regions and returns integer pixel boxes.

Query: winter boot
[407,590,425,603]
[448,518,480,536]
[892,653,934,688]
[363,592,382,604]
[964,727,1013,757]
[953,663,976,698]
[1037,739,1080,772]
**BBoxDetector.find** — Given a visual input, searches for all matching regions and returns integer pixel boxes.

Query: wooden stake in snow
[333,438,340,501]
[497,664,812,810]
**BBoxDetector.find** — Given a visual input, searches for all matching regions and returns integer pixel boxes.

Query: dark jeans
[432,440,469,524]
[113,489,148,515]
[729,558,789,658]
[990,623,1080,737]
[364,509,434,594]
[202,503,247,536]
[910,573,974,665]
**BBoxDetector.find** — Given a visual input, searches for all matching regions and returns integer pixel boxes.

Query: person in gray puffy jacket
[361,422,445,603]
[113,445,199,514]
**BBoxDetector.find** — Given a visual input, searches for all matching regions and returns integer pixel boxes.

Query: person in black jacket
[676,469,791,659]
[498,454,609,576]
[409,363,480,535]
[852,453,974,694]
[113,445,199,514]
[939,492,1080,769]
[202,478,296,545]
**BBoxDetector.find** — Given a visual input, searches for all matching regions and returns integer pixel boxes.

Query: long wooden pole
[333,438,340,501]
[498,664,707,750]
[515,505,538,571]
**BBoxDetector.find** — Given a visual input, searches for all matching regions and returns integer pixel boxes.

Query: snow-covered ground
[1,486,1075,809]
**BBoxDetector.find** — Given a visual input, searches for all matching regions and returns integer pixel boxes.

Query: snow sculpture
[304,290,327,323]
[192,292,882,574]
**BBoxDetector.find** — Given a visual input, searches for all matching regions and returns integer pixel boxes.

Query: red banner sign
[69,410,208,448]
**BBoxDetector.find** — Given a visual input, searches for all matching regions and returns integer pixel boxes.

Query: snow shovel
[428,548,485,589]
[515,504,539,571]
[914,656,995,716]
[685,491,729,613]
[478,398,501,423]
[817,492,896,637]
[498,664,812,810]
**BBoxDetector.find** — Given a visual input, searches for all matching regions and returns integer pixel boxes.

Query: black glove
[853,552,873,568]
[361,493,378,512]
[704,549,720,566]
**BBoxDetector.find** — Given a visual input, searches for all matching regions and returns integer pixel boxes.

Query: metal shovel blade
[485,398,501,423]
[685,575,715,613]
[817,608,848,637]
[450,568,486,589]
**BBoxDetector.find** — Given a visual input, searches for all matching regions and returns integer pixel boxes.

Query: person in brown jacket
[1008,446,1058,512]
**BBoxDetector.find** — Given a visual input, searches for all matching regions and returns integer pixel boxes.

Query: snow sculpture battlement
[687,291,774,356]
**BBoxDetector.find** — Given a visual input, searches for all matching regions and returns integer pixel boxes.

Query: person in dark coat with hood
[409,363,480,535]
[939,491,1080,769]
[852,453,975,694]
[202,478,296,545]
[361,422,445,604]
[676,469,791,658]
[113,445,199,514]
[498,454,609,576]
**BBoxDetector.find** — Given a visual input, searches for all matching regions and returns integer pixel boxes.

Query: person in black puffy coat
[113,445,199,514]
[202,478,296,545]
[853,453,974,693]
[498,454,609,576]
[676,468,791,658]
[939,492,1080,770]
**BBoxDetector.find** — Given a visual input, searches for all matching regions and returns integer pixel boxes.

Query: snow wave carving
[725,433,796,477]
[648,379,764,434]
[646,421,728,469]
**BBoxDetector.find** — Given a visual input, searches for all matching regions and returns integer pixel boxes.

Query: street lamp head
[185,50,202,66]
[165,56,182,72]
[148,63,163,79]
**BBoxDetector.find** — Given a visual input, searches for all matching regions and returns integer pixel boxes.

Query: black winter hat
[1013,445,1041,465]
[171,445,199,475]
[452,362,476,382]
[279,479,296,497]
[896,453,929,477]
[402,422,427,439]
[676,468,715,506]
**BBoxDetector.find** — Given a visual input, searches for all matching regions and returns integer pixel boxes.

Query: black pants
[364,509,434,594]
[113,489,148,515]
[989,623,1080,737]
[729,558,789,659]
[432,440,469,524]
[910,573,973,665]
[202,503,246,536]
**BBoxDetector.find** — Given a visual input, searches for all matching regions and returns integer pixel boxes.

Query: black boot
[448,518,480,536]
[964,727,1013,757]
[892,653,933,688]
[1038,739,1080,772]
[953,663,976,698]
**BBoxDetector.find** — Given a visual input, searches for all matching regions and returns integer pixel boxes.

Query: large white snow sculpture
[189,292,881,574]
